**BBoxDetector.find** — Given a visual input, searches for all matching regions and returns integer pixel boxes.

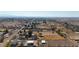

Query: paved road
[1,26,24,47]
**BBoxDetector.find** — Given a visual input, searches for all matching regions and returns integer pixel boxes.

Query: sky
[0,11,79,17]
